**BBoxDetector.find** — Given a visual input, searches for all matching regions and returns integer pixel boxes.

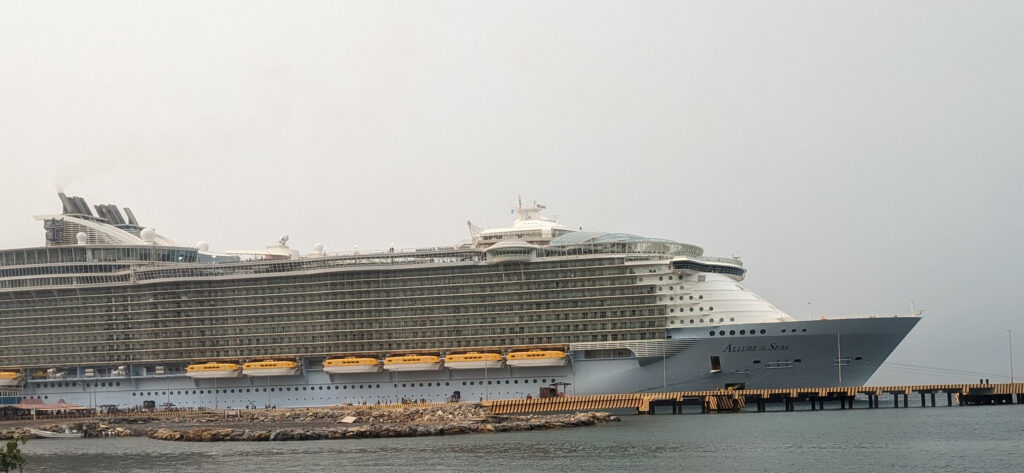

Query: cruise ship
[0,194,920,409]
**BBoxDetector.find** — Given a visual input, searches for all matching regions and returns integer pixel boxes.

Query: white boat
[186,362,243,379]
[383,355,442,372]
[242,360,301,377]
[0,372,24,387]
[324,357,382,374]
[29,428,84,439]
[444,352,505,370]
[506,350,569,367]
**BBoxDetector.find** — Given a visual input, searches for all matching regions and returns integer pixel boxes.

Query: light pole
[807,302,811,321]
[1009,330,1015,384]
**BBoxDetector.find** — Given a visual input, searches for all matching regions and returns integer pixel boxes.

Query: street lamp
[1009,330,1015,384]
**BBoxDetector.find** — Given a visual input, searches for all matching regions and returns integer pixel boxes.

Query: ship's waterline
[2,195,918,408]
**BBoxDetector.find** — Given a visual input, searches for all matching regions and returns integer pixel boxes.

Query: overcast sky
[2,1,1021,385]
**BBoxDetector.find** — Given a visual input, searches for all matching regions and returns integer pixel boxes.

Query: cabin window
[710,356,722,373]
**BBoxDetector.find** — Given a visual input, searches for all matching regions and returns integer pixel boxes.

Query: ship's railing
[699,256,744,267]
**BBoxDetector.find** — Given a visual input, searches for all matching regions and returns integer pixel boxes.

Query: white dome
[76,232,88,245]
[140,227,156,243]
[313,243,324,254]
[196,241,210,252]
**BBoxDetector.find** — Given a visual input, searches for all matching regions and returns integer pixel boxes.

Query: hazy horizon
[2,1,1021,385]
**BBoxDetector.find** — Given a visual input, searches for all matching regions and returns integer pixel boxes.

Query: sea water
[18,404,1024,472]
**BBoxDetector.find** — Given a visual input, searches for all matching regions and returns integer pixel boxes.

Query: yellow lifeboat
[242,360,301,377]
[506,349,568,367]
[444,352,505,370]
[0,371,24,387]
[324,357,382,374]
[185,362,242,379]
[383,355,442,372]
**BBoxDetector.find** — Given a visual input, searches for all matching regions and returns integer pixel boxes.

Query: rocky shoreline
[1,404,618,442]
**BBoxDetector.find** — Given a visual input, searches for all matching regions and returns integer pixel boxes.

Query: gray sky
[2,1,1021,385]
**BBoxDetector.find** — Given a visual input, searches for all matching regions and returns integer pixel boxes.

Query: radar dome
[196,241,210,252]
[313,243,324,254]
[76,232,88,245]
[140,227,156,243]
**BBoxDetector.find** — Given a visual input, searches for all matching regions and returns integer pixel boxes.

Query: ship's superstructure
[0,195,919,409]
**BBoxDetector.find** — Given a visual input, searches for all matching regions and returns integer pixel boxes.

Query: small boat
[0,371,24,387]
[242,360,301,377]
[186,362,243,379]
[506,349,568,367]
[444,352,505,370]
[29,428,84,439]
[324,357,382,374]
[383,355,442,372]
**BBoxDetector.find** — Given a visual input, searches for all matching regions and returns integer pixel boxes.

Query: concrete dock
[482,383,1024,414]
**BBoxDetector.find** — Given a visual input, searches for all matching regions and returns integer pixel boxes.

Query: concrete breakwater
[1,404,619,442]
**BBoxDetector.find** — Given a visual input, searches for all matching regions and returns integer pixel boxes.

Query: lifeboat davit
[506,350,568,367]
[242,360,301,377]
[186,362,242,379]
[444,352,505,370]
[0,371,24,387]
[383,355,442,372]
[324,357,382,374]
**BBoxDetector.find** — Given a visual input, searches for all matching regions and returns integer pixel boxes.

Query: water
[18,405,1024,472]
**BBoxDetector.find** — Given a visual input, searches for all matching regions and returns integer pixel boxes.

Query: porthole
[781,329,787,333]
[689,308,694,312]
[514,380,519,384]
[709,307,714,311]
[699,319,704,323]
[690,319,694,323]
[689,296,694,300]
[740,330,746,335]
[709,331,715,336]
[504,380,509,384]
[719,318,724,322]
[670,320,676,325]
[699,307,704,311]
[377,384,381,388]
[403,383,408,388]
[533,379,538,383]
[719,331,725,336]
[699,295,704,299]
[670,309,675,313]
[343,385,348,390]
[730,317,734,322]
[462,382,467,386]
[488,381,492,385]
[116,382,121,386]
[669,286,674,290]
[419,383,424,387]
[659,276,664,281]
[802,329,807,332]
[360,385,365,389]
[470,381,475,385]
[729,330,736,335]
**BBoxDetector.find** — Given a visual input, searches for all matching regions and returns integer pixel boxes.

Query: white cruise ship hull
[21,317,918,409]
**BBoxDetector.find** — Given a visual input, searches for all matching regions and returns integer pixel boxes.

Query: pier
[482,383,1024,414]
